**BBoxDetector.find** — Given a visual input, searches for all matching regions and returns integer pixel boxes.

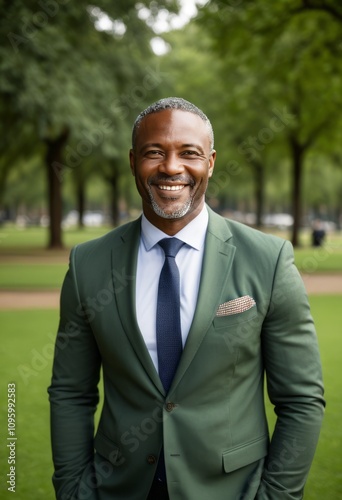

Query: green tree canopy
[0,0,179,247]
[197,0,342,244]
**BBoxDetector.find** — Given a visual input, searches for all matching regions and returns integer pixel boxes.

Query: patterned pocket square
[216,295,256,317]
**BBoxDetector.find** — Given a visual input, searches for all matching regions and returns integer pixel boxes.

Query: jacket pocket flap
[223,435,269,473]
[94,430,123,466]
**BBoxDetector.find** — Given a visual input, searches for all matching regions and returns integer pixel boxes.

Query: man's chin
[151,199,192,220]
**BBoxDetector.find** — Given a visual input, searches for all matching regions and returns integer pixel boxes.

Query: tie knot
[158,237,184,258]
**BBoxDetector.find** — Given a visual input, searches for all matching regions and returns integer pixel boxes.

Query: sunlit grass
[0,263,67,289]
[0,227,341,291]
[265,295,342,500]
[0,225,111,253]
[0,295,341,499]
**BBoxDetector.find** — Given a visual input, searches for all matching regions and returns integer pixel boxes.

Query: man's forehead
[137,109,210,140]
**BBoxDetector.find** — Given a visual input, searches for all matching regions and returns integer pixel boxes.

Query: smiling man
[48,97,325,500]
[130,101,215,230]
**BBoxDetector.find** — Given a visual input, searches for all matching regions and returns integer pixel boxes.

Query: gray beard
[148,186,193,220]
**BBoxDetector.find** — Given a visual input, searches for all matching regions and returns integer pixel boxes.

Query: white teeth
[159,185,184,191]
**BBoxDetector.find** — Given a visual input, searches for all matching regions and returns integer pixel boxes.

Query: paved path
[0,274,341,310]
[0,290,60,310]
[301,273,342,295]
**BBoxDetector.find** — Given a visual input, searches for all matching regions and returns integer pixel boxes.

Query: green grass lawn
[301,295,342,498]
[0,310,58,499]
[0,225,110,252]
[293,245,342,273]
[265,295,342,499]
[0,295,341,499]
[0,226,341,290]
[0,226,111,289]
[0,263,67,289]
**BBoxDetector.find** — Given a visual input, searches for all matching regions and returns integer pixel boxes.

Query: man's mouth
[158,185,186,192]
[147,180,194,219]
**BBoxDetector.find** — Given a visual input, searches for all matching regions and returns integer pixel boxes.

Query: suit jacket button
[166,402,175,412]
[147,454,157,465]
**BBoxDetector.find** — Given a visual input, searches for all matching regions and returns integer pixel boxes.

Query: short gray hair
[132,97,214,151]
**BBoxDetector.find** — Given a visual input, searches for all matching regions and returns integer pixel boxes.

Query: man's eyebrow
[140,143,163,152]
[139,143,205,154]
[181,143,205,153]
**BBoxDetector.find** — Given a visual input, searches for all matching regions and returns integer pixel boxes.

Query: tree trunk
[336,187,342,231]
[45,128,69,249]
[77,180,85,229]
[108,168,120,227]
[290,137,305,247]
[0,160,12,206]
[252,160,265,228]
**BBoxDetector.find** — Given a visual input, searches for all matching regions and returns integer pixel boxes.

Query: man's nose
[158,153,185,175]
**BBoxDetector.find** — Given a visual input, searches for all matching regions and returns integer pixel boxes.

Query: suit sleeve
[48,246,101,500]
[257,240,325,499]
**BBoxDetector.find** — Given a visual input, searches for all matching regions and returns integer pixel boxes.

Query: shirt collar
[141,205,209,252]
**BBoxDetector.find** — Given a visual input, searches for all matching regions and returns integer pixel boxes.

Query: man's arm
[48,246,101,500]
[258,240,325,499]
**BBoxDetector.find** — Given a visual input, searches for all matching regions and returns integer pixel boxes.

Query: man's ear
[208,150,216,178]
[129,149,135,176]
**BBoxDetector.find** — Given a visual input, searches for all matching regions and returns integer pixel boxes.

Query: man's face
[130,109,216,232]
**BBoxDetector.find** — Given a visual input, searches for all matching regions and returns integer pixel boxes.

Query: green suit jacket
[48,207,325,500]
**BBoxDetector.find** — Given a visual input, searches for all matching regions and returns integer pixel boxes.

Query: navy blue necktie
[155,238,184,484]
[156,237,184,392]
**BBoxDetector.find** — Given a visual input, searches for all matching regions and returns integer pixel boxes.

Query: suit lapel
[111,218,164,394]
[171,208,236,392]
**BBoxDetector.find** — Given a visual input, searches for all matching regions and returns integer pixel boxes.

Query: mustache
[148,174,195,186]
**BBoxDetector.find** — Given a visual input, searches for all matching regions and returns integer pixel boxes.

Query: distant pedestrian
[312,219,326,247]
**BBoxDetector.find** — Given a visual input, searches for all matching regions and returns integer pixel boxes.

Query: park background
[0,0,341,498]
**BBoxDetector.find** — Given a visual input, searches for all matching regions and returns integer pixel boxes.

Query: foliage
[159,23,256,211]
[0,0,180,245]
[1,1,342,245]
[196,0,342,241]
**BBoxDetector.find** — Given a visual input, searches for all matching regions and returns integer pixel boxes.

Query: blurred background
[0,1,341,498]
[1,0,342,247]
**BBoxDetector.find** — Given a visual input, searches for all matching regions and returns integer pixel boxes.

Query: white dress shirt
[135,206,209,372]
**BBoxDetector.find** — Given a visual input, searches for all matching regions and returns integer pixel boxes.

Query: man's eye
[146,150,162,157]
[182,151,198,156]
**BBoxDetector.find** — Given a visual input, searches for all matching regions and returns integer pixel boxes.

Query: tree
[290,0,342,22]
[197,0,342,244]
[0,0,180,247]
[158,23,257,217]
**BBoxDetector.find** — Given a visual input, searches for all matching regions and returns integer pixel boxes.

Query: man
[48,97,325,500]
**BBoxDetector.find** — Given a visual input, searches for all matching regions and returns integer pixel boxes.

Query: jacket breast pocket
[213,305,258,330]
[223,435,269,473]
